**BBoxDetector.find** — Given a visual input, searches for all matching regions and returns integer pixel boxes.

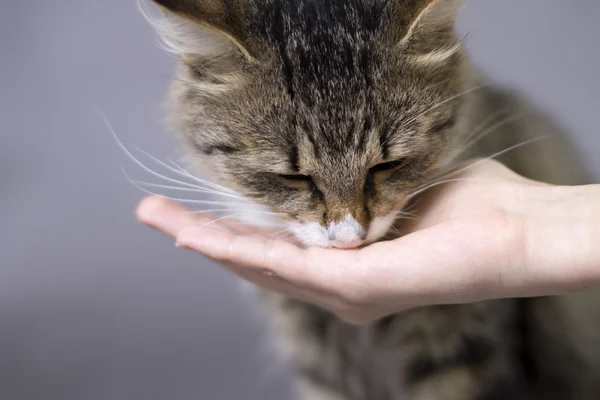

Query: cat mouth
[331,238,366,250]
[287,211,399,249]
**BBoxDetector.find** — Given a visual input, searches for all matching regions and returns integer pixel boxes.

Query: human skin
[136,160,600,325]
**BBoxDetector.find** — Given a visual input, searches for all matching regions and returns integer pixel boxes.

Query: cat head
[144,0,467,248]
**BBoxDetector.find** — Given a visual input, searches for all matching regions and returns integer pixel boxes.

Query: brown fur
[145,0,599,398]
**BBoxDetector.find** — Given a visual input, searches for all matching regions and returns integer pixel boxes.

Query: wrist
[522,183,600,293]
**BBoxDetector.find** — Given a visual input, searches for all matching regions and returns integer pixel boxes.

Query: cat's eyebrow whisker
[379,82,493,150]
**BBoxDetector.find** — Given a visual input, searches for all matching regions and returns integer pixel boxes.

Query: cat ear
[397,0,463,44]
[140,0,256,60]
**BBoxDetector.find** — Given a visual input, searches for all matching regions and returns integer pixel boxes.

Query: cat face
[146,0,465,248]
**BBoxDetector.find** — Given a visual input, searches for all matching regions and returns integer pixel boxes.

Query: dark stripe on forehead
[289,143,300,172]
[358,115,373,152]
[379,122,391,160]
[270,1,295,100]
[345,117,357,144]
[255,0,387,102]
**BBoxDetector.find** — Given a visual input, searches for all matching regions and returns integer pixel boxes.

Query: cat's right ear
[140,0,256,61]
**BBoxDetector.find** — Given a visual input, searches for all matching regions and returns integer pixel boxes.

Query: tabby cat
[142,0,600,398]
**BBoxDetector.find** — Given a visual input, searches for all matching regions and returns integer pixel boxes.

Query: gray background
[1,1,599,399]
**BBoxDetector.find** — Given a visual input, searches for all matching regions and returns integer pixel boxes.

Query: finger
[136,196,269,237]
[176,224,360,294]
[137,196,201,238]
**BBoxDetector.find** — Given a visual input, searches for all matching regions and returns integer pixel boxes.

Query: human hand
[136,160,599,324]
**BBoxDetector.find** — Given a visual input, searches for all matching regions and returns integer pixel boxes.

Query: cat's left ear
[395,0,463,44]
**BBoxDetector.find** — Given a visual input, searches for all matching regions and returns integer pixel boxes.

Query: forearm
[523,183,600,293]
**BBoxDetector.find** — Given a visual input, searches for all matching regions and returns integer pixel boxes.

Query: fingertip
[176,224,233,256]
[136,196,173,224]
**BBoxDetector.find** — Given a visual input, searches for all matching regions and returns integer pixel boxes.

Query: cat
[141,0,600,398]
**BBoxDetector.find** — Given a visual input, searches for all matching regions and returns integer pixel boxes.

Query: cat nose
[332,238,365,249]
[327,213,368,249]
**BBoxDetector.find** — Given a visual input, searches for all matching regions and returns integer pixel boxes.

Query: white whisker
[405,82,491,127]
[134,147,242,197]
[448,112,526,162]
[195,213,245,231]
[411,134,551,200]
[446,135,552,180]
[122,168,245,206]
[165,158,242,196]
[462,106,512,145]
[407,178,487,200]
[131,179,243,200]
[100,111,220,193]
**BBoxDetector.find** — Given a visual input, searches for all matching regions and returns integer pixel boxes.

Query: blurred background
[1,1,599,399]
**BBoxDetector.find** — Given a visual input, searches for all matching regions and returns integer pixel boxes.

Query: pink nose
[332,239,365,249]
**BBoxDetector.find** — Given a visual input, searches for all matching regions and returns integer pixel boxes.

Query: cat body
[142,0,600,398]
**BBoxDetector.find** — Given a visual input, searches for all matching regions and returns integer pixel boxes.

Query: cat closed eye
[430,117,456,133]
[370,159,409,174]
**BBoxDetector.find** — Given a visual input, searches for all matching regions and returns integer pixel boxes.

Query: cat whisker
[165,158,243,196]
[269,225,291,240]
[447,112,527,162]
[388,224,402,235]
[135,147,242,197]
[411,134,552,200]
[444,134,553,182]
[166,159,235,193]
[393,211,420,220]
[169,208,251,215]
[123,168,247,206]
[185,209,285,217]
[406,178,487,200]
[193,213,246,232]
[447,107,511,159]
[101,111,227,193]
[130,179,243,200]
[404,82,492,127]
[460,106,513,145]
[100,110,247,203]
